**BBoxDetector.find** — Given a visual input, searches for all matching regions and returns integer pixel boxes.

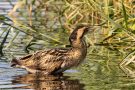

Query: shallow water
[1,50,135,90]
[0,60,84,90]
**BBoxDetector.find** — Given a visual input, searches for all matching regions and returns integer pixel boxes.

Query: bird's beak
[86,26,95,34]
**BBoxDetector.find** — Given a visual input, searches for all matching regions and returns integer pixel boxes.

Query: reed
[0,0,134,57]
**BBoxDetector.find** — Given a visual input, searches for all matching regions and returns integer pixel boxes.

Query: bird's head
[69,24,93,48]
[69,25,91,42]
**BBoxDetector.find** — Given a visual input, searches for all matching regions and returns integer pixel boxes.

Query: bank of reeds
[0,0,135,57]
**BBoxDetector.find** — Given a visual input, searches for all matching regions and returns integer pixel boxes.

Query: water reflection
[0,61,84,90]
[12,73,84,90]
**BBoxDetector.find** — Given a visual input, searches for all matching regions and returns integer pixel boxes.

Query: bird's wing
[19,48,70,72]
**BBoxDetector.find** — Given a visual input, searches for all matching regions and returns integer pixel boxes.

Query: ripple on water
[0,61,29,89]
[0,61,84,90]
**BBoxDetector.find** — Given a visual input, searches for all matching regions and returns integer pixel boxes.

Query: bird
[11,25,91,75]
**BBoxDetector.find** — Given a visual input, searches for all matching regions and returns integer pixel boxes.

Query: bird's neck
[70,38,87,65]
[71,38,87,50]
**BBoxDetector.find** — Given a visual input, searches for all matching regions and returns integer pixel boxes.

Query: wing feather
[19,48,70,72]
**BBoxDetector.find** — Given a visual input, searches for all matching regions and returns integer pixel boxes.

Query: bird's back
[11,48,83,74]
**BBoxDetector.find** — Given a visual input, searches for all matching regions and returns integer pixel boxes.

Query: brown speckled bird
[11,25,91,75]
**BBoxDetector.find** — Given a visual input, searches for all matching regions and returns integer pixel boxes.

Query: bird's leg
[53,68,67,75]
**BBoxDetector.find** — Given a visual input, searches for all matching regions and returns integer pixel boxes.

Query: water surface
[1,49,135,90]
[0,59,84,90]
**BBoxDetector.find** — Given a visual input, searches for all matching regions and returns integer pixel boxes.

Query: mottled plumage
[11,25,90,75]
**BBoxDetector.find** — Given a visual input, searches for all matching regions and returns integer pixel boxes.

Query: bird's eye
[70,39,74,42]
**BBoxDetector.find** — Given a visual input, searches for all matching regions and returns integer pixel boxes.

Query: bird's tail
[11,58,20,67]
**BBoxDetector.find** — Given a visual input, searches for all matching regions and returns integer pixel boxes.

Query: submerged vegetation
[0,0,135,63]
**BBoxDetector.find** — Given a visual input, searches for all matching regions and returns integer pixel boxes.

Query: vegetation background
[0,0,134,65]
